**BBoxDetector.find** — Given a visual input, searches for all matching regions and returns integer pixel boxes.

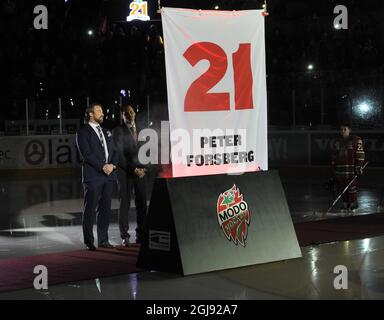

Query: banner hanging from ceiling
[162,7,267,177]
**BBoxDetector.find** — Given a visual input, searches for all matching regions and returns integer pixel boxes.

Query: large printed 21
[183,42,254,112]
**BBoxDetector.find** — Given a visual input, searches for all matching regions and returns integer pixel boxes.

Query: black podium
[137,170,301,275]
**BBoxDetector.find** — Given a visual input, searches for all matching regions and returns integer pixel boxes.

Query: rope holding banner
[262,0,269,16]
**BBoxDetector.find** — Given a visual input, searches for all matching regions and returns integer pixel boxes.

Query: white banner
[162,7,268,177]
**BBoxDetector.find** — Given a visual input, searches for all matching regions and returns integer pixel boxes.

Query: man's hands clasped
[103,165,145,178]
[134,168,146,179]
[103,164,115,176]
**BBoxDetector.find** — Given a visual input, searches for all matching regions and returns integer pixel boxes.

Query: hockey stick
[322,161,368,216]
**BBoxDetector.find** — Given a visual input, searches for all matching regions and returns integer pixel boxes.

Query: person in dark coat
[76,102,118,250]
[113,105,147,245]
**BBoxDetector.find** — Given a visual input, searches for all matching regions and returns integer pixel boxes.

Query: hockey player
[332,123,365,212]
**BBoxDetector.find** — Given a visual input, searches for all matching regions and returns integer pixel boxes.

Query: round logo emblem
[25,140,45,165]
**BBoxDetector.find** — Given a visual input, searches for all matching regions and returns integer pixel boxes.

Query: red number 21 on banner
[183,42,254,112]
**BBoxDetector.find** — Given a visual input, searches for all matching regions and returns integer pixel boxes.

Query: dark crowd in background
[0,0,383,132]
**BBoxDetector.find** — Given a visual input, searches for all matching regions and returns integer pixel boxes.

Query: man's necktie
[130,124,137,143]
[96,125,107,162]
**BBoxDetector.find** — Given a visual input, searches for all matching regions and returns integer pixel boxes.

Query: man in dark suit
[113,105,147,245]
[76,102,118,250]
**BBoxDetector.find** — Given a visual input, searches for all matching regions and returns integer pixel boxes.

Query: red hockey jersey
[332,135,365,179]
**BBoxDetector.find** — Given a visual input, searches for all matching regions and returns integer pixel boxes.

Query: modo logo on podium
[217,185,251,247]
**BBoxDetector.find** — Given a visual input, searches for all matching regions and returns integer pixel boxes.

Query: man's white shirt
[89,122,109,162]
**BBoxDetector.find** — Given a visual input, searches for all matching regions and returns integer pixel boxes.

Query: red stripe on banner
[233,43,254,110]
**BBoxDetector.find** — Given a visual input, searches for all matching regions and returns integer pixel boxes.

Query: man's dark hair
[84,102,102,124]
[340,122,351,128]
[120,104,133,113]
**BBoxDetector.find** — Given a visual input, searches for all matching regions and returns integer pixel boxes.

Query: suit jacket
[76,124,118,183]
[112,123,145,176]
